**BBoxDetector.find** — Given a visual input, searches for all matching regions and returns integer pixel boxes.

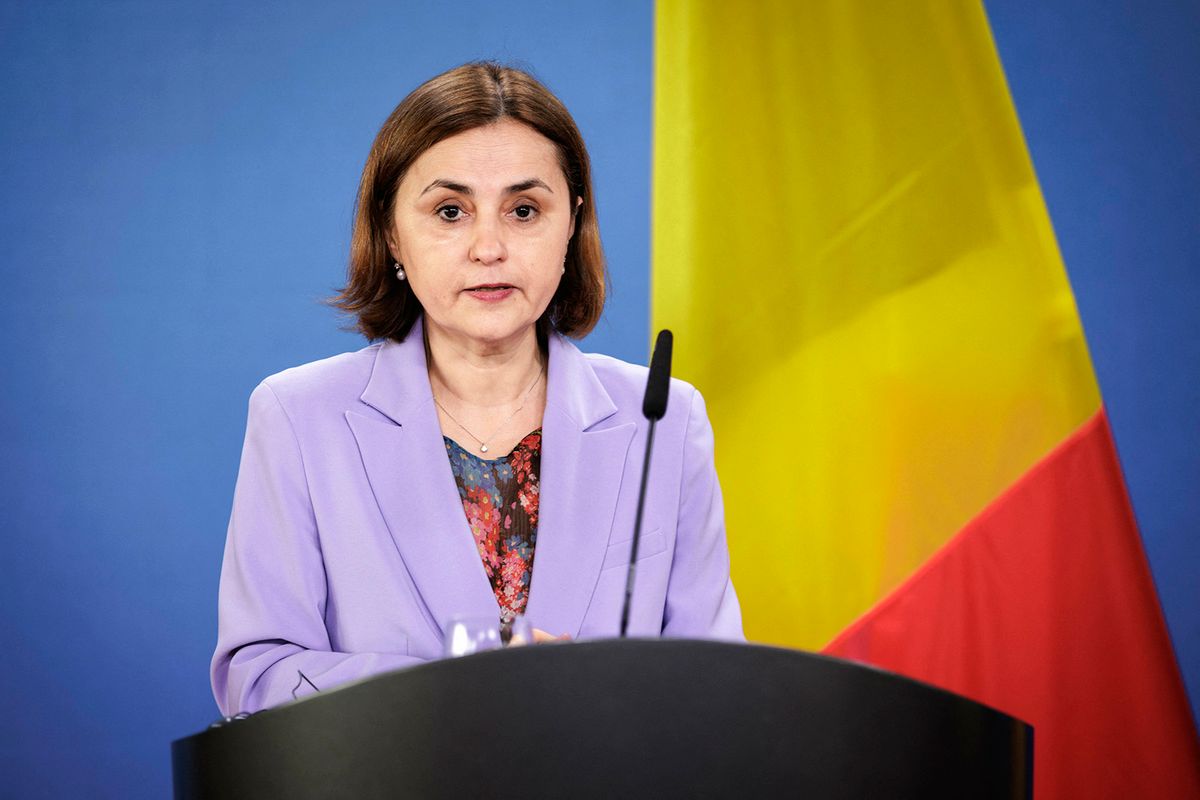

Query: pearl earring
[394,262,406,281]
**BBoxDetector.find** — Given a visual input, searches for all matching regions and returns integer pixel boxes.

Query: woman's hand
[531,628,571,644]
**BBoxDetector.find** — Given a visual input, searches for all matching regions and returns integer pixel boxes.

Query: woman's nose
[469,215,507,265]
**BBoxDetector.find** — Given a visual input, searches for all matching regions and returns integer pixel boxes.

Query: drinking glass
[443,614,534,658]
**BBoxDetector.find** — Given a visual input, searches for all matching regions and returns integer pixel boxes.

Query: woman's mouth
[464,284,516,302]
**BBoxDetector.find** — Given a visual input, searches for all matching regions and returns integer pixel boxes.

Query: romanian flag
[652,3,1200,796]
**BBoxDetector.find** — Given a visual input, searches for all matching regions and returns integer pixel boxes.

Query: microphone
[620,329,673,638]
[642,329,673,421]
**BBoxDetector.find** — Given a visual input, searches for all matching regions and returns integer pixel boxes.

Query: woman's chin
[428,316,540,353]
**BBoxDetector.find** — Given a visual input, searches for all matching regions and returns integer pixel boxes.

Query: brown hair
[333,62,607,342]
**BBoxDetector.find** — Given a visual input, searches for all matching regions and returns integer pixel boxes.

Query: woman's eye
[512,204,538,221]
[436,205,463,221]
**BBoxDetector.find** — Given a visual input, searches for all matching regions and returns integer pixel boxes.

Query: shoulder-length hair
[333,62,607,342]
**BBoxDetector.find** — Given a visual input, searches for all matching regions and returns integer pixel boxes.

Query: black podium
[173,640,1031,798]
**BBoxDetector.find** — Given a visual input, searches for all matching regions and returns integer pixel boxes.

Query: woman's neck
[424,324,545,409]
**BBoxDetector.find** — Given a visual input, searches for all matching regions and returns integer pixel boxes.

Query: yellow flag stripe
[652,1,1101,648]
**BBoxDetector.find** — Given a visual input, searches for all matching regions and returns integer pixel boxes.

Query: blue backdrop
[988,0,1200,731]
[0,2,1194,796]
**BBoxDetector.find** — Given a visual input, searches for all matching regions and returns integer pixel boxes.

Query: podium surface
[174,640,1031,798]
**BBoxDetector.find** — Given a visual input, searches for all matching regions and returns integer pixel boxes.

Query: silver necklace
[433,368,544,454]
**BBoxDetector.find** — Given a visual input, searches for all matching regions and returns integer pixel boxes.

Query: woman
[211,63,742,715]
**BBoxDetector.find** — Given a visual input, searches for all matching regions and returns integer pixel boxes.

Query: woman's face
[388,119,576,353]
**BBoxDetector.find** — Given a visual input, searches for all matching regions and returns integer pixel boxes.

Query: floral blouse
[444,430,542,624]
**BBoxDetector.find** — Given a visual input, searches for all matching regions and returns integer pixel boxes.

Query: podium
[173,640,1031,798]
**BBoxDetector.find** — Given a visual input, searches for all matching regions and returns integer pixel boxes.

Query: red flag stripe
[825,409,1200,797]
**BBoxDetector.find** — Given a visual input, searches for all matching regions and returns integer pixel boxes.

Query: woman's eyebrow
[420,179,471,196]
[506,178,553,194]
[418,177,553,196]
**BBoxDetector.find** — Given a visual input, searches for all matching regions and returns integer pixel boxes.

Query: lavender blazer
[211,320,743,714]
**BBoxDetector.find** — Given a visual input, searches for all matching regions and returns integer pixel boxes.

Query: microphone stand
[619,329,672,638]
[620,418,657,638]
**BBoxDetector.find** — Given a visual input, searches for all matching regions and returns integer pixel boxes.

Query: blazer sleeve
[661,387,745,640]
[210,382,425,715]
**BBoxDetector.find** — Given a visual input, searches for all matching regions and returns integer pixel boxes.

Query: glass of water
[444,614,534,658]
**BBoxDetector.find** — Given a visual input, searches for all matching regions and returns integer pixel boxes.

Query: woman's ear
[384,229,401,264]
[568,195,583,239]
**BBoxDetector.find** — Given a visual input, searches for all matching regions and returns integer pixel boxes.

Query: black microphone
[620,329,673,638]
[642,329,673,420]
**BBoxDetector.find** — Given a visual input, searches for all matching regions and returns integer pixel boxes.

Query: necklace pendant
[479,444,489,453]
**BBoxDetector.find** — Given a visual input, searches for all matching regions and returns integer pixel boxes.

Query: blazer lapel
[347,322,497,634]
[525,335,635,637]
